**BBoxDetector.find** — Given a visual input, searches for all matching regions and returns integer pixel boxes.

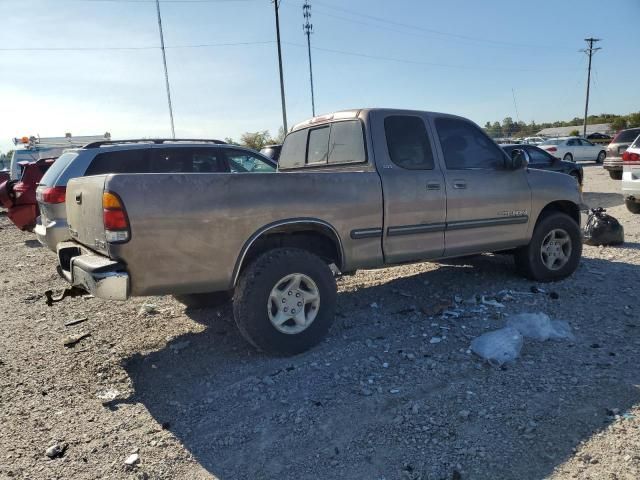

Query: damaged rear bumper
[57,241,129,300]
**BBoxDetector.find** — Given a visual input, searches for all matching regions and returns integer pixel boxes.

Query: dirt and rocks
[1,164,639,480]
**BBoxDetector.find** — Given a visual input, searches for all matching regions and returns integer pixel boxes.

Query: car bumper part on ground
[57,241,129,300]
[35,216,70,252]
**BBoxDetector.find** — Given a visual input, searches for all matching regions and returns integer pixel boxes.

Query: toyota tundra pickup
[55,109,584,355]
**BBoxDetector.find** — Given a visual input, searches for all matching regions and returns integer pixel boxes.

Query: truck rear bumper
[57,241,129,300]
[603,158,622,171]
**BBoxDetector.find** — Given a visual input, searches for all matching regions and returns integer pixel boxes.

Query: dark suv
[35,139,276,251]
[604,128,640,180]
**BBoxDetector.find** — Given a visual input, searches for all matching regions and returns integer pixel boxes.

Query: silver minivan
[35,139,276,251]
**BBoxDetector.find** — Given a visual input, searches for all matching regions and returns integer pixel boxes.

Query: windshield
[540,139,562,145]
[38,152,79,186]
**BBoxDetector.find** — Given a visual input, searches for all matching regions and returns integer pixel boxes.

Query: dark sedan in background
[502,144,583,187]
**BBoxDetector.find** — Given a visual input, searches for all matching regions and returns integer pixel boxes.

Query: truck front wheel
[233,248,337,355]
[514,212,582,282]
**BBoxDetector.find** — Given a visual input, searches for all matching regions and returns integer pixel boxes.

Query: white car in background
[622,134,640,214]
[538,137,606,163]
[523,136,547,145]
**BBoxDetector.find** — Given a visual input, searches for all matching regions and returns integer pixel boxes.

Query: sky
[1,0,639,153]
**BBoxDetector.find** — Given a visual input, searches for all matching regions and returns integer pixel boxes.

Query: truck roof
[289,108,467,133]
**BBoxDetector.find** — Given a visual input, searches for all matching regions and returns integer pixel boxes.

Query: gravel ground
[1,164,639,480]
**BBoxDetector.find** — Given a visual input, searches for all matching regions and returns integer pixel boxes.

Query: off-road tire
[609,170,623,180]
[173,291,231,309]
[233,248,337,356]
[563,153,573,162]
[514,212,582,282]
[625,199,640,214]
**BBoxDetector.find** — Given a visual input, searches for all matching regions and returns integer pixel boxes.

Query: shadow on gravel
[114,254,640,480]
[23,239,41,248]
[582,191,624,209]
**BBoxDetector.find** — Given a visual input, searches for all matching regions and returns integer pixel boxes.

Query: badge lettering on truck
[497,210,528,217]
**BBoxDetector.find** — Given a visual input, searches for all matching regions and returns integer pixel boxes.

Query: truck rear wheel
[626,198,640,214]
[609,170,622,180]
[233,248,337,355]
[514,212,582,282]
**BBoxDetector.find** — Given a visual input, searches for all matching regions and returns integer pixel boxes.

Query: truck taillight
[103,191,130,243]
[40,186,66,204]
[622,151,640,163]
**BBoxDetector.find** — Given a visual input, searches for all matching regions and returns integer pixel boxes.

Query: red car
[0,157,56,231]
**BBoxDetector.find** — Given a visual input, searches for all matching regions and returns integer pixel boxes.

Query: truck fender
[231,218,345,287]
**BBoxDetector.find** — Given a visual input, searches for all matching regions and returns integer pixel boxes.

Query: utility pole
[273,0,288,133]
[303,0,316,116]
[155,0,175,139]
[581,37,601,138]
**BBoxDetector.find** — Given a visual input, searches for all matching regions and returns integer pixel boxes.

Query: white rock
[429,337,442,344]
[124,453,140,466]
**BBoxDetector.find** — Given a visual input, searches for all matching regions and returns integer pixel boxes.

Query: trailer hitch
[44,286,87,306]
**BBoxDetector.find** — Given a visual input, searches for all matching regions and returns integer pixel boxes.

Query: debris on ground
[62,332,91,347]
[45,443,66,459]
[480,296,505,308]
[64,317,88,327]
[506,313,575,341]
[96,388,120,402]
[470,327,523,365]
[124,453,140,466]
[138,303,159,316]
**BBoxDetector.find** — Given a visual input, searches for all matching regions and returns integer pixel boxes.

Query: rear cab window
[279,120,366,169]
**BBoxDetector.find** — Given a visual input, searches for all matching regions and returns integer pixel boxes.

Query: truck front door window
[436,118,504,170]
[384,116,434,170]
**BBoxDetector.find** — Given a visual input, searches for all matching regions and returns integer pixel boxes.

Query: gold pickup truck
[55,108,584,355]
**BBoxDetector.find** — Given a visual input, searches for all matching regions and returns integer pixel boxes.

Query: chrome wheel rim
[268,273,320,335]
[540,228,572,271]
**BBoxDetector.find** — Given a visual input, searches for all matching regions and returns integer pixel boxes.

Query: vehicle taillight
[547,147,557,152]
[102,191,130,243]
[40,186,66,204]
[622,151,640,162]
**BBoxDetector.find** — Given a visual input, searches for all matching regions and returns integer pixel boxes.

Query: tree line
[483,112,640,138]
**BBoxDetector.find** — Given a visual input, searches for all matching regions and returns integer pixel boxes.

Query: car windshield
[540,139,562,145]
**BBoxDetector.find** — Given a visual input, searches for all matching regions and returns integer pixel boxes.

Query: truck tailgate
[66,175,109,255]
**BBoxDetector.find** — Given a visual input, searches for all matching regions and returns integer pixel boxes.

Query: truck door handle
[453,181,467,189]
[426,182,441,191]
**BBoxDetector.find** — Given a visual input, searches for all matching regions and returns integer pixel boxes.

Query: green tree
[611,117,627,131]
[569,129,580,136]
[627,112,640,128]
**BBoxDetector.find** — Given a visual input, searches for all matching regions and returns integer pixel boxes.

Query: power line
[284,41,583,73]
[0,40,274,51]
[303,0,316,116]
[581,37,602,137]
[311,0,575,51]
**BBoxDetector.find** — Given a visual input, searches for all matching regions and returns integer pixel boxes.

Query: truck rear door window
[307,127,330,164]
[328,120,365,164]
[384,116,435,170]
